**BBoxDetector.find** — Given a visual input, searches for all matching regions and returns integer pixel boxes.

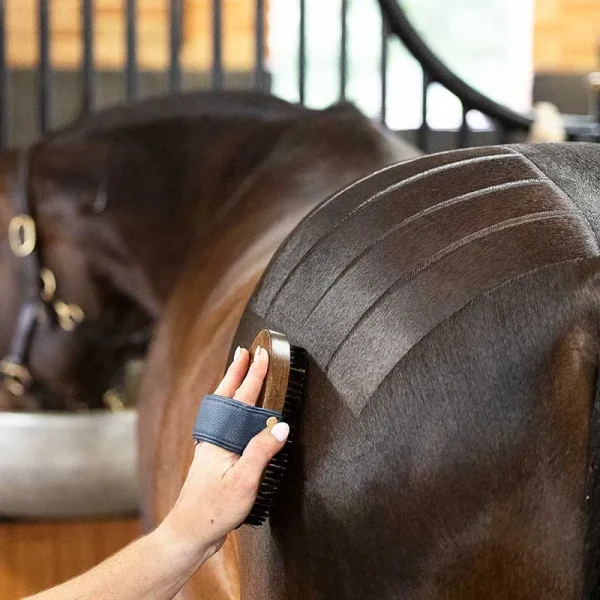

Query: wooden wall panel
[0,519,139,600]
[6,0,267,71]
[534,0,600,71]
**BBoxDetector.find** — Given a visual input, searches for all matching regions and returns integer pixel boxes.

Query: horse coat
[141,142,600,599]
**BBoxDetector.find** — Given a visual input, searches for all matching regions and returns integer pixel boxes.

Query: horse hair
[231,143,600,599]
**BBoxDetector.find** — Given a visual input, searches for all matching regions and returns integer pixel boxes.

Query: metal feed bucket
[0,409,139,519]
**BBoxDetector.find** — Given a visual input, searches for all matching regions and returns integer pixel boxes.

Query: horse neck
[145,102,421,504]
[107,116,305,309]
[36,115,295,317]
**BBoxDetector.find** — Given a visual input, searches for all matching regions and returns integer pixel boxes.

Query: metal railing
[376,0,599,150]
[0,0,597,151]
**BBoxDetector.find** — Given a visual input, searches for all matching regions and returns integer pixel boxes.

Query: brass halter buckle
[40,267,56,302]
[40,268,86,331]
[53,300,85,332]
[8,214,37,257]
[0,360,32,396]
[103,388,126,412]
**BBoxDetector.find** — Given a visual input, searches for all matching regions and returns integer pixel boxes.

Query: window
[268,0,535,130]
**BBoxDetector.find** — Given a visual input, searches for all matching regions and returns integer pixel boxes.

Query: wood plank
[5,0,267,71]
[534,0,600,71]
[0,519,139,600]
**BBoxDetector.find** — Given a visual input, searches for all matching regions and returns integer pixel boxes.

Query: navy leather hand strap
[192,394,282,455]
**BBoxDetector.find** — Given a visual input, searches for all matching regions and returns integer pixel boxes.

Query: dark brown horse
[0,90,419,411]
[140,142,600,599]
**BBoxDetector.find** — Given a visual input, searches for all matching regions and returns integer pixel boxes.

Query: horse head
[0,138,158,410]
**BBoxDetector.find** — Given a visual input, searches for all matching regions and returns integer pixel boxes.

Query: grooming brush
[244,329,308,526]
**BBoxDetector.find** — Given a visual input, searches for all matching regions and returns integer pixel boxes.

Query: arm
[26,526,210,600]
[28,346,288,600]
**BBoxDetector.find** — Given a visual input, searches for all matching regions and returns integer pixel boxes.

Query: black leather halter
[0,147,85,398]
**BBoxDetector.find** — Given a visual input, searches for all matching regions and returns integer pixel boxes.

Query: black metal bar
[596,75,600,130]
[169,0,183,92]
[376,0,531,134]
[497,121,510,144]
[380,17,388,126]
[0,0,7,150]
[212,0,224,89]
[597,41,600,126]
[458,102,469,148]
[39,0,51,133]
[254,0,266,90]
[125,0,138,100]
[339,0,348,101]
[81,0,94,113]
[298,0,306,104]
[418,70,431,152]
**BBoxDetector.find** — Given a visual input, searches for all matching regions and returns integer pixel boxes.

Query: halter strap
[0,148,48,396]
[0,147,84,399]
[10,148,43,290]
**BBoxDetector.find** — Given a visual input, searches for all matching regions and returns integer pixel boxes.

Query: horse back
[231,143,600,599]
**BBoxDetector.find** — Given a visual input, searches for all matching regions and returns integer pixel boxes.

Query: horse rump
[231,143,600,599]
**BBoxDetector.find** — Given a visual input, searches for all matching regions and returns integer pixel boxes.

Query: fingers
[233,346,269,406]
[202,345,271,464]
[232,422,290,484]
[214,346,249,398]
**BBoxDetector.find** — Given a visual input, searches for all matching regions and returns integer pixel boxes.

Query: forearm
[26,346,285,600]
[27,525,210,600]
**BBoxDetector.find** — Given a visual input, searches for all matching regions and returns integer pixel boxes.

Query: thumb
[234,422,290,483]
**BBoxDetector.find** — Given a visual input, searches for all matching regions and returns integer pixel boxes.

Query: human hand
[158,346,289,565]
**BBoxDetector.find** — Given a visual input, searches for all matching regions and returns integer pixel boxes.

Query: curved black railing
[377,0,532,131]
[376,0,599,149]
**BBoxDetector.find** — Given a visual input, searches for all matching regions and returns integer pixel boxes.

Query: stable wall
[0,518,139,599]
[6,1,597,73]
[7,0,267,71]
[534,0,599,71]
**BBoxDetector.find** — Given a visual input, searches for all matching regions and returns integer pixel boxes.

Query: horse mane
[36,91,309,200]
[35,91,413,223]
[49,90,308,138]
[232,143,600,598]
[28,92,317,304]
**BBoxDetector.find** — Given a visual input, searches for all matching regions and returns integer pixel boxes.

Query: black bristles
[244,344,308,526]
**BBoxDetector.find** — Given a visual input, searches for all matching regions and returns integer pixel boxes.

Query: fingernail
[234,346,241,361]
[254,345,262,361]
[271,422,289,442]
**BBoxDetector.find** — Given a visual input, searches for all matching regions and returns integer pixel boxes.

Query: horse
[0,90,419,411]
[139,141,600,599]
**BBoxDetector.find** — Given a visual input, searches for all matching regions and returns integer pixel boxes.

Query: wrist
[152,521,213,574]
